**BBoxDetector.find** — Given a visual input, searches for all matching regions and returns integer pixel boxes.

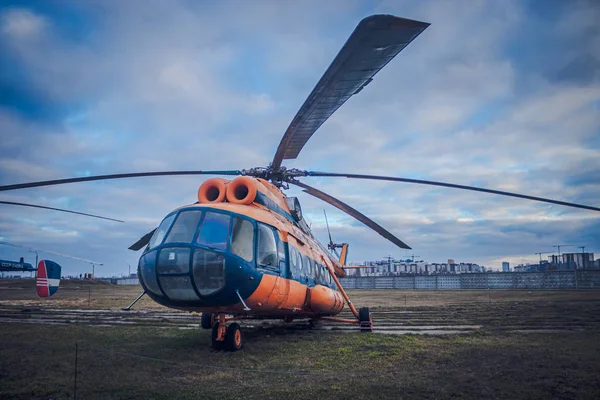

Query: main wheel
[224,323,243,351]
[358,307,373,332]
[211,322,223,350]
[201,312,214,329]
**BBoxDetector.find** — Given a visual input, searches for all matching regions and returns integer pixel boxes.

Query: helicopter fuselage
[137,177,346,319]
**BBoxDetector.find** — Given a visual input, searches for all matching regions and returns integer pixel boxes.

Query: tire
[201,312,213,329]
[211,322,223,350]
[358,307,370,322]
[358,307,372,332]
[225,323,243,351]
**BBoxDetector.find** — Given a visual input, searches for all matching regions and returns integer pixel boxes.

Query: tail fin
[339,244,349,266]
[36,260,61,297]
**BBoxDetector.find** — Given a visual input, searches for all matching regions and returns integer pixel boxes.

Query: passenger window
[302,255,310,276]
[257,223,278,269]
[297,251,303,272]
[148,213,176,249]
[197,212,231,250]
[165,210,203,244]
[231,218,254,262]
[276,235,286,270]
[288,245,298,269]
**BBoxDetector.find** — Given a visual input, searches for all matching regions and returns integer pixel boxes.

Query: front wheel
[225,323,243,351]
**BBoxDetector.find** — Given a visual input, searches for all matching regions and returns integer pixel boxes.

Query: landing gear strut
[211,313,244,351]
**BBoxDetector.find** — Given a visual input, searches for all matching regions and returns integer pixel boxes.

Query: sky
[0,0,599,277]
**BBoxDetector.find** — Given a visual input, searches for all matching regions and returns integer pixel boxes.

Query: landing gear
[211,322,223,350]
[358,307,373,332]
[201,312,215,329]
[210,314,243,351]
[225,323,243,351]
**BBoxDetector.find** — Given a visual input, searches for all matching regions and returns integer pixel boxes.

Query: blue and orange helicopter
[1,15,599,351]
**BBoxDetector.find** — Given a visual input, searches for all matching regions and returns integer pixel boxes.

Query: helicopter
[1,14,599,351]
[0,242,104,297]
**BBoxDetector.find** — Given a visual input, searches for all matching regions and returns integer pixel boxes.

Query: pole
[73,343,78,400]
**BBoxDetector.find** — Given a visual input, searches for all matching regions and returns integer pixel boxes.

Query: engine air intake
[197,178,229,203]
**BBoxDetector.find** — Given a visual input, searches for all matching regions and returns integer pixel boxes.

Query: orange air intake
[226,176,262,205]
[197,178,229,203]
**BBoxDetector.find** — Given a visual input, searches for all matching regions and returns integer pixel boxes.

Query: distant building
[502,262,510,272]
[562,253,594,269]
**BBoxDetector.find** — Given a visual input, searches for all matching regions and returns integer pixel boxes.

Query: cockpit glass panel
[138,250,160,295]
[164,210,203,244]
[257,223,278,268]
[148,213,176,249]
[231,218,254,262]
[159,275,199,301]
[196,212,231,250]
[193,248,226,295]
[157,248,190,274]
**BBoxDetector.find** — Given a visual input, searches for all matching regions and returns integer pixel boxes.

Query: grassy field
[1,280,600,399]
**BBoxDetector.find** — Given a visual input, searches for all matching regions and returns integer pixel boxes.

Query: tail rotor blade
[323,209,334,245]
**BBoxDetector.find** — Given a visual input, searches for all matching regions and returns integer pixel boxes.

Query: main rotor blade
[291,180,411,250]
[0,200,124,222]
[306,172,600,212]
[0,170,242,192]
[271,15,429,170]
[0,241,103,265]
[129,228,157,251]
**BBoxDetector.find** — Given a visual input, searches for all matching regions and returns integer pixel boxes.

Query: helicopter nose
[138,246,226,301]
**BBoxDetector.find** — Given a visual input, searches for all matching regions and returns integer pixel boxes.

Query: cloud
[1,8,47,38]
[0,1,598,276]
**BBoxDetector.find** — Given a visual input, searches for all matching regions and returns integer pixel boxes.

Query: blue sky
[0,0,599,276]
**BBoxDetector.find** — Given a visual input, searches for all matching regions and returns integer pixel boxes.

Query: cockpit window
[148,213,176,249]
[165,210,203,244]
[231,218,254,262]
[196,212,231,250]
[257,223,277,268]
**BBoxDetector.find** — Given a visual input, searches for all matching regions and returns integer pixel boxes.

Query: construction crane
[553,244,576,262]
[535,252,552,262]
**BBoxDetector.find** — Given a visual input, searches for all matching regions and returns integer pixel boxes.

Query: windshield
[196,212,231,250]
[147,213,176,249]
[165,210,203,243]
